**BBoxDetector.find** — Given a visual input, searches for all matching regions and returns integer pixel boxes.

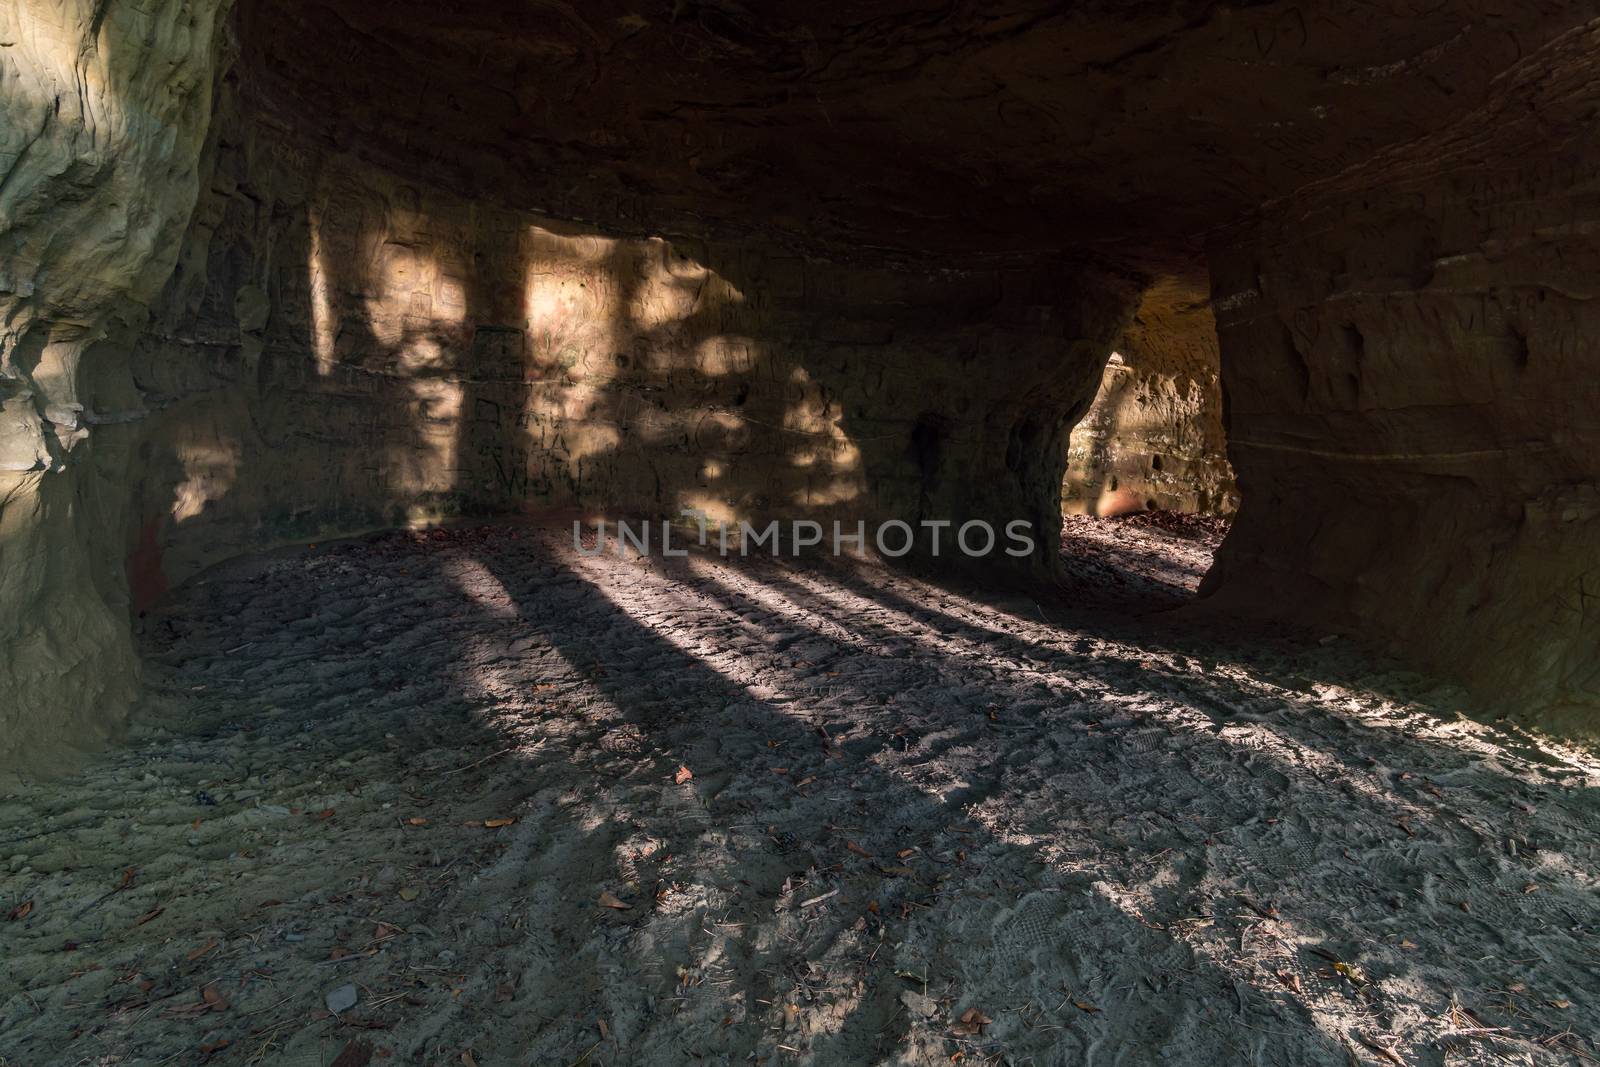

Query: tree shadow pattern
[3,523,1595,1066]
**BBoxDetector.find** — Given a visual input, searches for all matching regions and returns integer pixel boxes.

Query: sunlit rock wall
[0,1,232,767]
[1063,280,1236,517]
[1204,20,1600,732]
[0,10,1137,766]
[127,99,1139,601]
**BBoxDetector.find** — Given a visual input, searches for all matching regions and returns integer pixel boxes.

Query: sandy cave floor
[2,518,1599,1067]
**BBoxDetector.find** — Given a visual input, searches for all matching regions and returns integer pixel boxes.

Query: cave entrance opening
[1058,276,1236,604]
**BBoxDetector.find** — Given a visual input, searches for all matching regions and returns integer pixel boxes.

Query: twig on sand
[241,993,294,1017]
[800,888,839,908]
[564,1039,602,1067]
[443,746,518,775]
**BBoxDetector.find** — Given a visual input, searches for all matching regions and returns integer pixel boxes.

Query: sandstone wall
[1064,280,1236,517]
[0,29,1137,765]
[1204,20,1600,732]
[0,1,233,768]
[125,96,1138,603]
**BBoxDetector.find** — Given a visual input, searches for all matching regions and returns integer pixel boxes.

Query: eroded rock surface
[1205,16,1600,732]
[0,0,233,767]
[1064,278,1236,517]
[237,0,1595,263]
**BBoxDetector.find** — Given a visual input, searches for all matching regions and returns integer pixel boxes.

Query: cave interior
[2,2,1600,1064]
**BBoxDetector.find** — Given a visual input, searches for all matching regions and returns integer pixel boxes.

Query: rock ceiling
[239,0,1594,267]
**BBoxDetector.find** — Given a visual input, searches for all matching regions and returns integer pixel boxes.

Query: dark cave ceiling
[238,0,1593,266]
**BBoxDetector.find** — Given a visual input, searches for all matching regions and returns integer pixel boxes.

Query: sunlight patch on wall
[781,367,865,508]
[628,239,743,331]
[694,336,756,376]
[391,377,462,510]
[171,439,240,522]
[678,491,743,531]
[524,226,623,385]
[307,204,338,376]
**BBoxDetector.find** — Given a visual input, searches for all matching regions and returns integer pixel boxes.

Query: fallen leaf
[200,1038,231,1056]
[483,817,515,829]
[1074,1001,1100,1014]
[201,986,229,1012]
[133,906,164,927]
[1333,961,1368,986]
[674,765,694,785]
[951,1006,992,1034]
[783,1003,800,1028]
[1550,999,1572,1009]
[161,998,213,1019]
[186,939,220,961]
[407,817,428,827]
[461,1052,478,1067]
[1355,1036,1407,1066]
[897,849,916,859]
[846,841,872,859]
[398,887,419,902]
[597,890,631,910]
[7,900,34,922]
[597,1018,610,1039]
[316,808,336,820]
